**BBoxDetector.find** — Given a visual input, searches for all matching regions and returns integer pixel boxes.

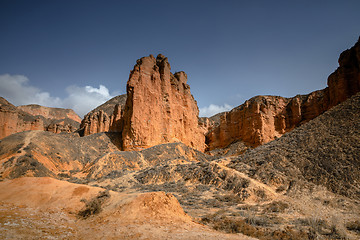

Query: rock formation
[121,54,205,151]
[0,97,44,139]
[206,38,360,150]
[18,104,81,123]
[79,95,126,136]
[0,97,81,139]
[328,37,360,107]
[80,95,126,136]
[1,92,359,239]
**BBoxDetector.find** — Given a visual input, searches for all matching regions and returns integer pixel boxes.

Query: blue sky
[0,0,359,117]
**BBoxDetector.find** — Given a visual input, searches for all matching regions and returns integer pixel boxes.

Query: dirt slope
[0,177,254,240]
[228,92,360,199]
[0,130,209,180]
[0,94,359,240]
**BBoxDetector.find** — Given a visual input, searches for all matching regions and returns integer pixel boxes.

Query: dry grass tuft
[78,190,110,219]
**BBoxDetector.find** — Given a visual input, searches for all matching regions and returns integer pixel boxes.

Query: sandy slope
[0,177,255,239]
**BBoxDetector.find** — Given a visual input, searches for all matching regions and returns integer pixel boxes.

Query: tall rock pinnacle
[121,54,205,151]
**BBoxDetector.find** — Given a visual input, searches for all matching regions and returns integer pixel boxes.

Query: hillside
[0,39,359,239]
[228,92,360,199]
[1,93,359,239]
[205,38,360,150]
[0,97,81,139]
[0,177,253,240]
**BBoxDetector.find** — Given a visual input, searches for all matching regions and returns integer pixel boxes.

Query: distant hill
[0,97,81,139]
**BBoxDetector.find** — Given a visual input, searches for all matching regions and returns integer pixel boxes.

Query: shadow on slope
[228,92,360,199]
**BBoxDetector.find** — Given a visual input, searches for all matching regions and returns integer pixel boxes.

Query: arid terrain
[0,38,359,239]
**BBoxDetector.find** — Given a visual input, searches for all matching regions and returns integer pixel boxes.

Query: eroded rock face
[121,54,205,151]
[81,110,111,136]
[0,97,81,139]
[18,105,81,123]
[206,38,360,150]
[80,95,127,136]
[328,38,360,107]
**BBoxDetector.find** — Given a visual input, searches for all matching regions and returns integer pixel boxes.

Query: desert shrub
[69,177,88,184]
[215,193,243,205]
[267,227,309,240]
[202,198,223,208]
[346,220,360,233]
[264,201,289,213]
[254,188,268,201]
[203,215,310,240]
[297,217,348,239]
[212,217,260,236]
[275,185,287,192]
[245,215,271,227]
[57,173,70,178]
[78,190,110,219]
[195,184,210,192]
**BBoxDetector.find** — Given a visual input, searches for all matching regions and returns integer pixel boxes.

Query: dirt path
[0,131,40,178]
[18,130,39,155]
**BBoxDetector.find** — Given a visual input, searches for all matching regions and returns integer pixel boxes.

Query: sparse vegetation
[204,216,309,240]
[78,190,110,219]
[263,201,289,213]
[346,220,360,233]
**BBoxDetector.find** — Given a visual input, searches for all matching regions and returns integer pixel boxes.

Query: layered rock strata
[121,54,205,151]
[18,105,81,123]
[206,38,360,150]
[79,95,126,136]
[0,97,81,139]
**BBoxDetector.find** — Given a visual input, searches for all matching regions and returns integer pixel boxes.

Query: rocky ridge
[1,92,359,239]
[1,39,360,239]
[79,94,127,136]
[205,38,360,150]
[0,97,81,139]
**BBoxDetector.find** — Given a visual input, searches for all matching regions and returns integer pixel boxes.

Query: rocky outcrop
[0,97,81,139]
[206,38,360,150]
[79,95,126,136]
[121,54,205,151]
[77,55,205,152]
[18,105,81,123]
[328,37,360,107]
[0,98,44,139]
[228,92,360,199]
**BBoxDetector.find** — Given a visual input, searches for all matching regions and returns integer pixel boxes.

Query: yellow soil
[0,177,256,239]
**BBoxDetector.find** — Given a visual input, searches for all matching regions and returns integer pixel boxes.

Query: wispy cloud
[0,74,115,117]
[62,85,114,116]
[199,103,232,117]
[0,74,62,107]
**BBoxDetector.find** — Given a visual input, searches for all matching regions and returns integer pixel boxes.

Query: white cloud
[63,85,114,117]
[0,74,62,107]
[0,74,115,117]
[199,103,233,117]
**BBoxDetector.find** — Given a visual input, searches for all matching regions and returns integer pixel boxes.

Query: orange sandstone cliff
[0,97,81,139]
[121,54,205,151]
[206,38,360,150]
[18,104,81,123]
[80,95,126,136]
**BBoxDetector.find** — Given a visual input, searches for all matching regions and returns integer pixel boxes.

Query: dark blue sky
[1,0,359,116]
